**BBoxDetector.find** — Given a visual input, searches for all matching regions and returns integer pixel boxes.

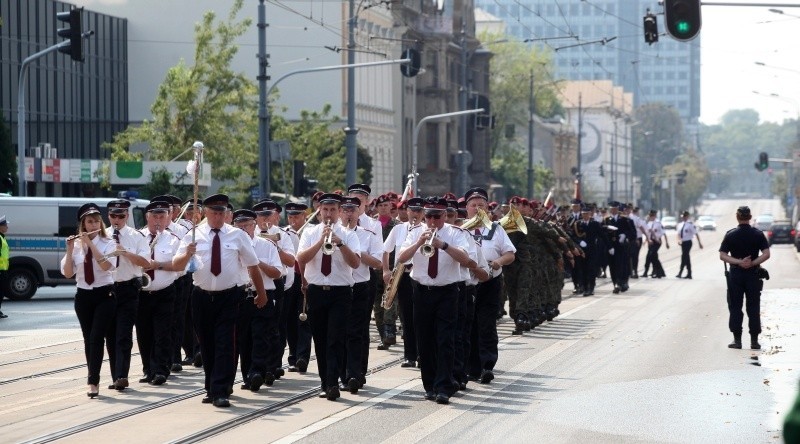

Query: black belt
[197,285,240,296]
[114,277,141,287]
[415,282,458,292]
[141,282,176,295]
[308,284,350,291]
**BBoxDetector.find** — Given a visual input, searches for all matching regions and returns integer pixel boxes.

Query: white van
[0,196,149,300]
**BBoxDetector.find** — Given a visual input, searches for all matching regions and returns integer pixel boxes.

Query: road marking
[271,291,614,444]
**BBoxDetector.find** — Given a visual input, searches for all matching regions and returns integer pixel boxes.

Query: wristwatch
[441,242,449,251]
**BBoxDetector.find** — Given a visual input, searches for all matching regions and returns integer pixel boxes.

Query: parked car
[697,215,717,231]
[755,214,774,231]
[766,221,794,246]
[661,216,678,230]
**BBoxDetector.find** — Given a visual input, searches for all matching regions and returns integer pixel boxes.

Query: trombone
[296,209,320,237]
[322,219,336,255]
[420,228,438,257]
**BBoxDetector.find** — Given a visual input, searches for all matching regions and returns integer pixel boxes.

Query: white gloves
[579,241,587,248]
[608,248,615,255]
[619,234,626,243]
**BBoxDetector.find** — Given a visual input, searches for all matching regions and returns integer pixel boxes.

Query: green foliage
[138,167,193,200]
[103,0,257,201]
[479,30,560,197]
[0,110,15,192]
[661,148,709,209]
[631,103,684,201]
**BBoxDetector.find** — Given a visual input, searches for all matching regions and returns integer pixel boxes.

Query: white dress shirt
[240,235,281,291]
[465,237,489,286]
[632,214,648,240]
[359,213,383,239]
[106,225,149,282]
[402,223,470,286]
[470,222,516,279]
[280,226,301,288]
[177,223,259,291]
[351,225,383,283]
[677,220,697,242]
[299,222,361,287]
[140,228,181,291]
[61,236,117,289]
[384,221,417,266]
[647,220,665,242]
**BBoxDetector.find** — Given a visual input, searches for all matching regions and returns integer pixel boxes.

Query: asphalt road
[0,198,797,443]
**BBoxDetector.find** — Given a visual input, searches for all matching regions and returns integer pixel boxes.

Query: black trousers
[630,239,642,274]
[237,290,277,382]
[679,240,693,276]
[469,275,501,376]
[645,242,665,277]
[342,280,370,384]
[307,285,352,391]
[136,284,175,378]
[74,285,115,385]
[192,286,243,398]
[360,277,377,377]
[727,268,762,335]
[453,283,474,385]
[396,272,417,362]
[285,276,312,366]
[170,274,192,364]
[271,277,286,372]
[609,242,630,287]
[414,282,458,396]
[107,280,139,380]
[0,270,6,310]
[580,248,598,290]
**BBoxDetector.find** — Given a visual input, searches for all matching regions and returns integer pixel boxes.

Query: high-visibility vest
[0,235,8,271]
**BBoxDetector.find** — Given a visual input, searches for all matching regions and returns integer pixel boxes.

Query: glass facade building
[475,0,700,123]
[0,0,128,196]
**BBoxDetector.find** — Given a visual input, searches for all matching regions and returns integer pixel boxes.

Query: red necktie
[427,245,438,278]
[147,233,156,281]
[84,243,95,285]
[321,252,332,276]
[474,228,481,244]
[113,229,121,267]
[211,229,221,276]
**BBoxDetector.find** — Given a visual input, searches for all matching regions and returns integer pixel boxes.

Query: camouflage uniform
[503,229,532,331]
[374,219,399,348]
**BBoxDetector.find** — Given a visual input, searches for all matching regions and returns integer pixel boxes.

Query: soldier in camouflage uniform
[374,204,399,351]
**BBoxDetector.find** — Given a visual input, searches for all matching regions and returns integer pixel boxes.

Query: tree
[0,110,15,193]
[479,30,561,197]
[662,148,710,210]
[103,0,257,202]
[631,103,684,201]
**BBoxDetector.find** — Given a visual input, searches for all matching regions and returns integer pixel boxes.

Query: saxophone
[381,216,418,309]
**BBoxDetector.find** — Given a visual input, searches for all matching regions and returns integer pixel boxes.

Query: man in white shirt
[283,202,313,373]
[173,194,266,408]
[643,210,669,278]
[135,201,182,388]
[231,209,283,393]
[104,199,150,391]
[676,211,703,279]
[398,197,478,405]
[628,206,649,279]
[296,193,361,401]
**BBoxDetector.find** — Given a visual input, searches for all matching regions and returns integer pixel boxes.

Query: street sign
[270,140,291,162]
[250,186,261,201]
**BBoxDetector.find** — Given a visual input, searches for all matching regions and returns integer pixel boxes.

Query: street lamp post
[412,109,484,196]
[576,93,583,199]
[527,69,535,197]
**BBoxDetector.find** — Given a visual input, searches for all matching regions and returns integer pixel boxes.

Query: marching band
[58,183,667,407]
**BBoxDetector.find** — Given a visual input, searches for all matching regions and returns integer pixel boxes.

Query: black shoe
[249,373,264,392]
[728,333,743,349]
[192,353,203,368]
[384,325,397,346]
[401,360,416,368]
[240,383,251,390]
[87,391,99,399]
[212,397,231,408]
[347,377,360,394]
[424,391,436,401]
[612,287,620,294]
[326,386,340,401]
[583,290,591,297]
[684,275,692,279]
[108,383,117,390]
[150,374,167,386]
[171,363,183,373]
[641,273,649,278]
[287,365,299,372]
[459,381,467,391]
[264,372,275,387]
[511,326,524,335]
[296,359,308,373]
[480,369,494,384]
[0,311,7,319]
[139,375,153,384]
[202,395,213,404]
[675,274,682,278]
[275,368,285,378]
[751,334,761,350]
[620,284,629,292]
[318,390,328,398]
[181,356,194,365]
[115,377,128,391]
[377,341,389,350]
[524,320,532,331]
[435,393,450,404]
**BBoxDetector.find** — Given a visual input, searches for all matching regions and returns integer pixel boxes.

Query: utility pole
[344,0,358,186]
[527,69,535,197]
[257,0,270,197]
[576,93,583,199]
[458,23,469,196]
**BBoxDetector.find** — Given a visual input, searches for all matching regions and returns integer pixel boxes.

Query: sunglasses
[108,214,126,219]
[424,213,443,220]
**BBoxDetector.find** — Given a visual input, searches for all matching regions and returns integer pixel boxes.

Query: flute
[65,229,102,241]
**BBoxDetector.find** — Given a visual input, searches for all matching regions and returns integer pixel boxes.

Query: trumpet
[66,229,102,242]
[259,231,281,242]
[420,228,438,257]
[321,220,336,255]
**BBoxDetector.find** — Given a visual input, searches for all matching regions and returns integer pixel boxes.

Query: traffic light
[300,178,318,197]
[292,160,305,196]
[676,169,687,184]
[400,48,420,78]
[663,0,701,42]
[755,152,769,171]
[643,12,659,45]
[57,7,85,62]
[599,165,605,177]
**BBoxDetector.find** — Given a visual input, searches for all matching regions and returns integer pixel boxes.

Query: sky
[700,2,800,125]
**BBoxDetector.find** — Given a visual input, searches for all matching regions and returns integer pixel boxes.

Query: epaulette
[135,230,146,237]
[360,227,377,236]
[408,224,423,231]
[450,225,467,232]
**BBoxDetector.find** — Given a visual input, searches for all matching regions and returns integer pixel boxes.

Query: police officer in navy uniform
[576,205,602,296]
[172,194,267,408]
[296,193,361,401]
[398,197,477,405]
[104,199,150,391]
[283,202,313,373]
[135,201,182,387]
[719,206,770,350]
